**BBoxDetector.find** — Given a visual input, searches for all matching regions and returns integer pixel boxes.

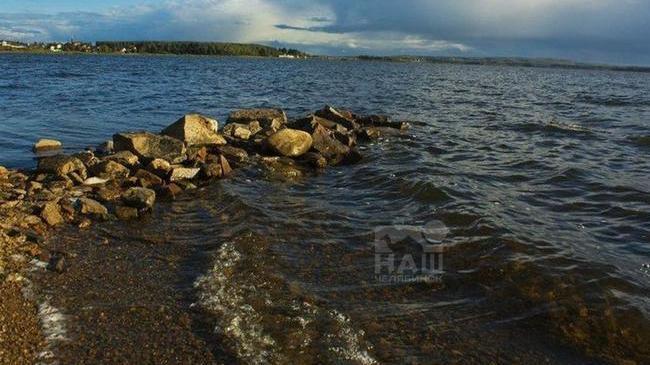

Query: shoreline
[0,106,407,363]
[3,50,650,73]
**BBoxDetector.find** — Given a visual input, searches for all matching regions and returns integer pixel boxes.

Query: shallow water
[3,54,650,363]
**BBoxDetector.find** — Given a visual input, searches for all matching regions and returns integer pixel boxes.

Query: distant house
[279,54,296,59]
[1,40,26,49]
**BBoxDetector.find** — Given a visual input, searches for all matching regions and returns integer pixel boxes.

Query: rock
[41,201,64,226]
[223,121,262,140]
[200,162,223,179]
[113,132,186,164]
[134,169,163,188]
[122,187,156,210]
[159,183,182,199]
[340,148,363,165]
[265,129,313,157]
[146,158,172,178]
[161,114,226,146]
[37,155,87,177]
[72,151,99,168]
[47,252,66,273]
[68,171,85,185]
[301,152,328,169]
[314,106,359,131]
[115,206,139,221]
[335,131,357,148]
[97,140,114,155]
[261,157,304,180]
[311,124,351,162]
[83,177,108,186]
[292,115,349,134]
[187,146,209,164]
[169,166,200,182]
[358,115,410,130]
[77,198,108,219]
[33,139,62,152]
[216,146,248,165]
[91,160,130,180]
[0,166,8,176]
[228,108,287,129]
[104,151,139,167]
[359,126,403,140]
[96,184,122,202]
[219,155,233,176]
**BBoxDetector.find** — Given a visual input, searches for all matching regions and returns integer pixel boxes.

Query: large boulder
[113,132,186,164]
[161,114,226,146]
[265,129,313,157]
[37,155,86,177]
[122,187,156,210]
[228,108,287,129]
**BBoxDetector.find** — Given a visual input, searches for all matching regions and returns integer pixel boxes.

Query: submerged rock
[113,132,186,164]
[122,187,156,210]
[37,155,86,177]
[33,139,62,152]
[228,108,287,129]
[261,157,304,180]
[115,205,139,221]
[161,114,226,146]
[266,129,313,157]
[216,146,248,165]
[358,115,410,130]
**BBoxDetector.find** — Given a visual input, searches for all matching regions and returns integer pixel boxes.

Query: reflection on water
[3,54,650,363]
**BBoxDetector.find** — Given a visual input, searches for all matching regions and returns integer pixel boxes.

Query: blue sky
[2,0,649,65]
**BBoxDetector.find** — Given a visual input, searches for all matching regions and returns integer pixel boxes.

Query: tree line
[95,41,306,57]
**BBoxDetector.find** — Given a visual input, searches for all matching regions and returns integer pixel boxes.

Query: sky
[1,0,649,65]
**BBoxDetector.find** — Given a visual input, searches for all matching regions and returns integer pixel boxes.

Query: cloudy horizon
[1,0,649,65]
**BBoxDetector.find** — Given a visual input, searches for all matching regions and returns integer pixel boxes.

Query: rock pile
[2,105,408,229]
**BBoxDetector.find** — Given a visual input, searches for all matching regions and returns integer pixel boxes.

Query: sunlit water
[2,54,650,363]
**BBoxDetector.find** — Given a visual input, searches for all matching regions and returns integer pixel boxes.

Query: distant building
[1,40,26,49]
[279,54,296,59]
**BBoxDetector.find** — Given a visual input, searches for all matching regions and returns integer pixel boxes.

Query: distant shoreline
[2,49,649,73]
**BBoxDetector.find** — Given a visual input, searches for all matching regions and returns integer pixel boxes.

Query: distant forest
[95,41,306,57]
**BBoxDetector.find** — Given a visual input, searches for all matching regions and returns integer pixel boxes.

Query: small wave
[48,71,93,78]
[514,120,594,136]
[194,241,377,364]
[575,93,650,107]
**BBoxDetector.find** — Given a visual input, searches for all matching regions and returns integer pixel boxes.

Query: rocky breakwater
[0,106,409,363]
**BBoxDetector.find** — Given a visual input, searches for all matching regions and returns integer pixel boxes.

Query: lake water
[2,54,650,363]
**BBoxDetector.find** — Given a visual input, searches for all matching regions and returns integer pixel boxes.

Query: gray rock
[113,132,186,164]
[161,114,226,146]
[122,187,156,210]
[265,129,313,157]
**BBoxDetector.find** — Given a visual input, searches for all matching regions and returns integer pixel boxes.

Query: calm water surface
[2,54,650,363]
